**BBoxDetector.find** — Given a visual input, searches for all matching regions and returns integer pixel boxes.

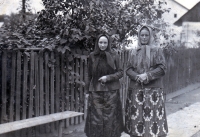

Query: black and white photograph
[0,0,200,137]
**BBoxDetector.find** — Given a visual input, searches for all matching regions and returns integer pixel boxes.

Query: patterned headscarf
[137,26,156,70]
[137,25,155,48]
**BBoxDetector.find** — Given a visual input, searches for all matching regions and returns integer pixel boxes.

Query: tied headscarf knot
[144,45,151,69]
[137,45,151,73]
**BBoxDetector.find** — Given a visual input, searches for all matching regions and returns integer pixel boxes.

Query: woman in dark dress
[125,26,168,137]
[84,34,123,137]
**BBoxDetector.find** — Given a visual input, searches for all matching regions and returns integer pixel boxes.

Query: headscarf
[92,34,116,86]
[137,25,155,48]
[93,34,116,70]
[137,25,156,70]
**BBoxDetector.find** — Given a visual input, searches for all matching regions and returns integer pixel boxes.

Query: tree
[19,0,31,20]
[22,0,26,20]
[0,0,171,52]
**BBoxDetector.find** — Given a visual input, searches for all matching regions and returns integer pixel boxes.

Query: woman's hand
[98,76,107,83]
[136,73,147,83]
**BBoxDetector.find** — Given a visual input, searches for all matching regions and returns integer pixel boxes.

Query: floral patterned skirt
[84,90,123,137]
[125,88,168,137]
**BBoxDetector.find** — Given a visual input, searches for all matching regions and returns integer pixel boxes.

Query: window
[174,14,177,18]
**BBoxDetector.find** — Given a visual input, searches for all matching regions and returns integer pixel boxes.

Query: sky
[0,0,44,15]
[0,0,200,15]
[175,0,200,9]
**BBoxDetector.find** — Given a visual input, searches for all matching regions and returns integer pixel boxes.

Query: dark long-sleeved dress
[84,51,123,137]
[125,46,168,137]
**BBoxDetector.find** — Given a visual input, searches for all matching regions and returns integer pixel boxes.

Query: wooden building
[174,2,200,47]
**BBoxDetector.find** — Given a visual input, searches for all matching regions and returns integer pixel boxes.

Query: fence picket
[1,51,7,124]
[15,51,21,121]
[79,58,84,123]
[22,52,28,120]
[28,51,34,118]
[50,52,55,114]
[9,51,16,122]
[34,52,39,117]
[75,58,79,124]
[39,51,44,116]
[61,54,65,112]
[83,58,88,119]
[55,52,60,113]
[65,51,70,127]
[44,51,50,133]
[50,52,55,132]
[44,52,50,115]
[60,54,65,128]
[70,55,75,124]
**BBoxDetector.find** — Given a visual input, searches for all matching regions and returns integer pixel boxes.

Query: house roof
[174,1,200,26]
[172,0,188,10]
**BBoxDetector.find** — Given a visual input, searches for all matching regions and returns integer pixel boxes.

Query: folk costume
[84,34,123,137]
[125,26,168,137]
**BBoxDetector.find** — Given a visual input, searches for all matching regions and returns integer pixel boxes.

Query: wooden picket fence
[0,49,87,131]
[163,48,200,93]
[0,47,200,136]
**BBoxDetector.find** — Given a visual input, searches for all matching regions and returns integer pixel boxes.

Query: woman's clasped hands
[136,73,149,84]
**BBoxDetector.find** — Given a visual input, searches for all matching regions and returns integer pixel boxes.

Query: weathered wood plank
[44,52,50,115]
[9,51,16,122]
[44,51,51,133]
[70,57,75,124]
[38,50,45,135]
[34,52,39,117]
[22,52,28,120]
[58,120,63,137]
[55,52,61,130]
[50,52,55,132]
[55,52,60,113]
[65,51,70,127]
[60,54,65,128]
[39,51,44,116]
[79,58,84,123]
[0,111,84,135]
[75,58,79,124]
[28,51,35,118]
[21,52,28,137]
[1,51,7,124]
[50,52,55,114]
[61,54,65,112]
[83,58,88,119]
[15,51,22,121]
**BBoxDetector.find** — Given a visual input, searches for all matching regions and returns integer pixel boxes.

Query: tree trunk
[22,0,26,20]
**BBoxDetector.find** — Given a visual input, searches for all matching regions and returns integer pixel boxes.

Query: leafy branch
[0,0,170,52]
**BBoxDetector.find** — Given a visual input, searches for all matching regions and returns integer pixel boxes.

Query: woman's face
[98,36,108,51]
[140,28,150,45]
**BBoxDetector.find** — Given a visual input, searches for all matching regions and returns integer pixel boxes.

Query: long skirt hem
[85,90,123,137]
[125,88,168,137]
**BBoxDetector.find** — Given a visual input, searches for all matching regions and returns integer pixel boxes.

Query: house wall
[181,22,200,47]
[162,0,188,24]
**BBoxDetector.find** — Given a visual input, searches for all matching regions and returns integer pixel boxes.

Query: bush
[0,0,170,52]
